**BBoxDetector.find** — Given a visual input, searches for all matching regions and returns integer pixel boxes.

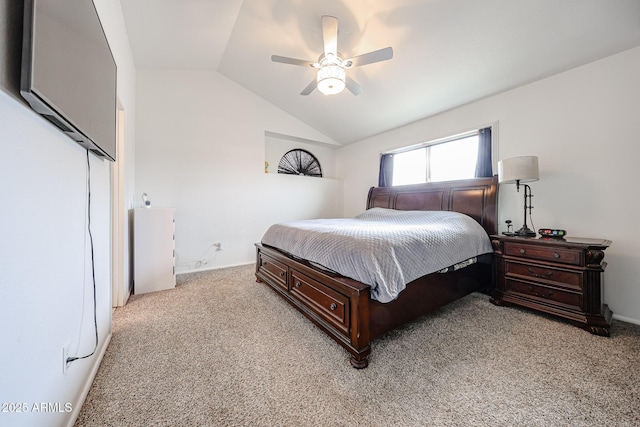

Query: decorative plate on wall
[277,149,323,177]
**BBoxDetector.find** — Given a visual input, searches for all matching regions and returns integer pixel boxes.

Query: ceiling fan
[271,15,393,96]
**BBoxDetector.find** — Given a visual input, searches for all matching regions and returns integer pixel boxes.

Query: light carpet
[75,264,640,426]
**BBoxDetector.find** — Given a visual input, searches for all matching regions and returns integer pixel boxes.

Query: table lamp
[498,156,539,237]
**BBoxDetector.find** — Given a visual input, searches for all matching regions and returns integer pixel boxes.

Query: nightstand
[490,235,613,336]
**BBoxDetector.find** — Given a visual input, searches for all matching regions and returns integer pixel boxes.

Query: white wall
[135,69,343,274]
[337,47,640,324]
[0,2,136,426]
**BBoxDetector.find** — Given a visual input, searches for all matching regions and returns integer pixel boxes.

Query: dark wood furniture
[255,176,498,368]
[490,235,612,336]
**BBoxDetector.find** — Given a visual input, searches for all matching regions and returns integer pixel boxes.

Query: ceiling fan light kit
[316,55,346,95]
[271,15,393,96]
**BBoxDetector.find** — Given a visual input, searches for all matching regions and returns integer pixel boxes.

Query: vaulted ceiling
[120,0,640,145]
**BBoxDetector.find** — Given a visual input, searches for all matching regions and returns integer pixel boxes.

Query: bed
[255,176,498,368]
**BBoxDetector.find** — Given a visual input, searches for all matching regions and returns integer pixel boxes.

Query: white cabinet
[131,208,175,294]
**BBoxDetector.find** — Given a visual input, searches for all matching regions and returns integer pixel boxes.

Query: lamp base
[514,225,536,237]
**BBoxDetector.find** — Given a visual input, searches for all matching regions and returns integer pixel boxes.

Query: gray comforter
[261,208,493,303]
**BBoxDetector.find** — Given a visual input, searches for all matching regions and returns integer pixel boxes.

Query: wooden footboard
[255,243,491,368]
[256,243,372,367]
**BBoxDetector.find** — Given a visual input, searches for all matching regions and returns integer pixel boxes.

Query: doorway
[111,104,129,307]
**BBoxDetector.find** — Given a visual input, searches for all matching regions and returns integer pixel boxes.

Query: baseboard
[65,331,112,427]
[613,313,640,326]
[177,261,254,275]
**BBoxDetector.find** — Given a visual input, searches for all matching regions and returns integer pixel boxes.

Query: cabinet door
[133,208,176,294]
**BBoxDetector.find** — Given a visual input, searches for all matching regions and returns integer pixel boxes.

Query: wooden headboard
[366,176,498,235]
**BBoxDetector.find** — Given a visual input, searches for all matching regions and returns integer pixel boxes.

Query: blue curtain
[474,127,492,177]
[378,153,394,187]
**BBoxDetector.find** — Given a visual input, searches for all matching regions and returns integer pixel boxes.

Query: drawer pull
[330,303,337,311]
[553,253,560,259]
[279,271,285,277]
[295,281,301,288]
[519,249,526,254]
[526,268,554,279]
[528,285,554,299]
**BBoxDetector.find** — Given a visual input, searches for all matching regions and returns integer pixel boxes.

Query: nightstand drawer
[505,279,583,311]
[504,242,582,266]
[505,261,583,291]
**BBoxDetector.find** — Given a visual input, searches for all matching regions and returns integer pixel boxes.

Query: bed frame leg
[349,354,369,369]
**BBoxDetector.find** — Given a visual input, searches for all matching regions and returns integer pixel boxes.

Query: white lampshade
[317,65,346,95]
[498,156,539,184]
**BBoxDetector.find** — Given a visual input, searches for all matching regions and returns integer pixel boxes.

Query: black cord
[529,210,536,234]
[528,190,536,233]
[67,150,99,365]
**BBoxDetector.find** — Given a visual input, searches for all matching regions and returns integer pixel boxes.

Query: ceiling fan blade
[271,55,315,67]
[343,47,393,68]
[322,15,338,57]
[345,77,363,96]
[300,79,317,96]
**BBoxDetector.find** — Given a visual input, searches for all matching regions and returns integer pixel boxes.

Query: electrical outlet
[62,343,70,374]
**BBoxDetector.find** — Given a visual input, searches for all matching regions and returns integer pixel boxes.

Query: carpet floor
[75,264,640,426]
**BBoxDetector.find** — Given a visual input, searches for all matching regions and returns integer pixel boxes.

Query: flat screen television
[20,0,117,161]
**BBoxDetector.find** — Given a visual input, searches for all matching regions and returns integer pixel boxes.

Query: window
[379,127,492,187]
